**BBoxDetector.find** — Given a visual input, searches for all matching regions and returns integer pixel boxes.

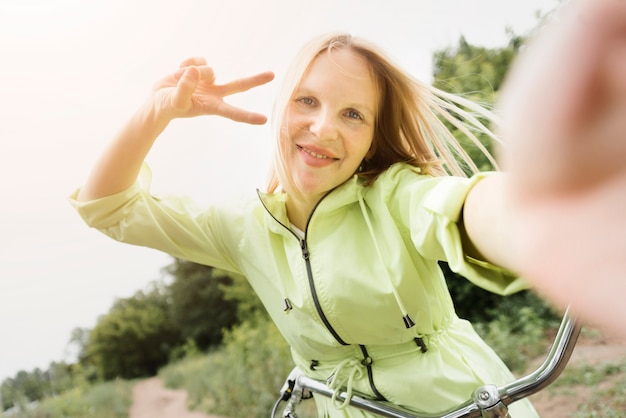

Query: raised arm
[464,0,626,336]
[76,57,274,201]
[461,173,511,269]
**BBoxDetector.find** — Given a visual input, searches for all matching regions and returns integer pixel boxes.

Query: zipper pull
[283,298,293,313]
[300,239,310,260]
[403,313,416,328]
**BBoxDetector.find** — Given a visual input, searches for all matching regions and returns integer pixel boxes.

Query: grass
[159,318,296,417]
[5,379,133,418]
[548,362,626,417]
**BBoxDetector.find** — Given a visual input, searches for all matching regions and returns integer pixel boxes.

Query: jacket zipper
[257,191,385,399]
[300,238,349,346]
[302,237,386,399]
[257,190,348,346]
[359,345,387,401]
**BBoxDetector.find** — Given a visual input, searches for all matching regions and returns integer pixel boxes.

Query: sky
[0,0,558,382]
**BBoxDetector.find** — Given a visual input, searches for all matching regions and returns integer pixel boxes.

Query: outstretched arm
[76,57,274,201]
[465,0,626,336]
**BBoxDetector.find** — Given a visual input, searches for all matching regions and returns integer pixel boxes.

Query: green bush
[473,306,553,373]
[20,379,133,418]
[160,316,296,417]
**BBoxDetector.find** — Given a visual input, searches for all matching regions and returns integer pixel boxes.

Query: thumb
[172,66,200,109]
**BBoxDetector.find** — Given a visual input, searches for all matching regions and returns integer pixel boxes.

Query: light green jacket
[70,163,537,417]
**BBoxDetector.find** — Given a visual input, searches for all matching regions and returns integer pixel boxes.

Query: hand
[151,57,274,124]
[498,0,626,336]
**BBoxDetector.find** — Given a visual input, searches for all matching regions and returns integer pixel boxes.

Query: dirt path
[528,329,626,416]
[129,377,225,418]
[129,330,625,418]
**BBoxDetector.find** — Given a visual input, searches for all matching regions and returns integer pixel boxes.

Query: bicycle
[272,307,581,418]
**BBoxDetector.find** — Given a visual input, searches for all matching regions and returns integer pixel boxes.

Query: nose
[309,108,338,142]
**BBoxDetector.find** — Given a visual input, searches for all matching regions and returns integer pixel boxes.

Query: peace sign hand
[151,57,274,124]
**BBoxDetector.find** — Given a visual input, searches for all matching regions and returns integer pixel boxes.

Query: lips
[296,144,339,160]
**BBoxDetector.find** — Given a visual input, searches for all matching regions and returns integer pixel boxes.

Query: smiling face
[280,48,378,201]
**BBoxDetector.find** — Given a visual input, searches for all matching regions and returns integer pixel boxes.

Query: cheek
[352,132,374,160]
[282,113,307,140]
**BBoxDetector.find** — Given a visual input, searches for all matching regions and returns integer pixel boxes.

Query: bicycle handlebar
[274,307,581,418]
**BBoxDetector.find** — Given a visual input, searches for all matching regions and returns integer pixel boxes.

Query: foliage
[573,373,626,417]
[1,369,47,410]
[164,260,239,352]
[431,35,521,173]
[473,306,553,373]
[160,316,297,418]
[547,362,626,417]
[23,379,133,418]
[553,362,626,388]
[0,362,90,411]
[433,35,520,101]
[441,262,559,325]
[219,269,267,325]
[84,283,181,380]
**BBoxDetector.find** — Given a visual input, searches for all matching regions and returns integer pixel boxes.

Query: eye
[295,97,316,107]
[345,109,363,121]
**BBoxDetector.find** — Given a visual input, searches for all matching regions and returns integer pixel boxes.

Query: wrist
[134,99,173,138]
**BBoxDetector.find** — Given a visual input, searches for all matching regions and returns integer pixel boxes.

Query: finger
[557,0,626,129]
[497,0,626,190]
[499,8,591,141]
[502,0,626,135]
[179,57,207,68]
[214,101,268,125]
[196,65,216,83]
[172,66,200,109]
[499,6,626,220]
[174,65,215,83]
[219,71,275,95]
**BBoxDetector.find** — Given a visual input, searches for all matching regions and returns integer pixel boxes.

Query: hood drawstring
[356,189,415,329]
[327,358,365,410]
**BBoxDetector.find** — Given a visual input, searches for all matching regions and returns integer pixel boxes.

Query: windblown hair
[266,33,500,193]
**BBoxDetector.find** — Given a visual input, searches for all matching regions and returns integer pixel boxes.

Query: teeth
[299,145,329,159]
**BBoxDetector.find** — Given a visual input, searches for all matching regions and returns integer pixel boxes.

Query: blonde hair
[266,33,500,192]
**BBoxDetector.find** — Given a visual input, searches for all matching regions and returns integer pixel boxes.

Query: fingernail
[186,67,199,80]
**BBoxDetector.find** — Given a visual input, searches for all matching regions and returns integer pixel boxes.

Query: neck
[285,192,324,231]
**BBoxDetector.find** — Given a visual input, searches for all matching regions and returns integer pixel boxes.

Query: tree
[44,361,75,397]
[431,34,522,174]
[84,283,181,380]
[0,369,45,410]
[219,269,267,325]
[1,377,17,410]
[165,259,239,351]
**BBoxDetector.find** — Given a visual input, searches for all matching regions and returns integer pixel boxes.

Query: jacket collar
[256,174,364,234]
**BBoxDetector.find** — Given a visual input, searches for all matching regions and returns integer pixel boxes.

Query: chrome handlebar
[275,307,581,418]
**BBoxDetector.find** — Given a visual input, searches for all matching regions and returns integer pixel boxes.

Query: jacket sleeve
[381,164,528,296]
[68,166,244,274]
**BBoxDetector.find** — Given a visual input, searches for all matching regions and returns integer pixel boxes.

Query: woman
[71,32,538,416]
